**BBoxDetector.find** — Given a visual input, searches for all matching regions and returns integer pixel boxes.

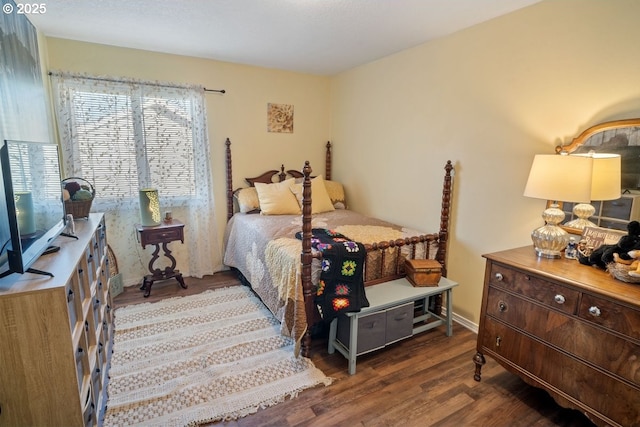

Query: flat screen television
[0,140,66,278]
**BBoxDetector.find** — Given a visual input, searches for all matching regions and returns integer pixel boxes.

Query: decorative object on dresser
[135,218,187,297]
[0,213,113,426]
[555,118,640,233]
[523,154,593,258]
[473,246,640,427]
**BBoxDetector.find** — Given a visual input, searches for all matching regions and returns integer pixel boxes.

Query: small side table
[135,219,188,297]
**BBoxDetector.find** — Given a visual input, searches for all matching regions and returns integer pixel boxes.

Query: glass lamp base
[564,203,597,230]
[531,204,569,259]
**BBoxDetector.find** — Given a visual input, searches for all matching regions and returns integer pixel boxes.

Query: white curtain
[51,72,221,285]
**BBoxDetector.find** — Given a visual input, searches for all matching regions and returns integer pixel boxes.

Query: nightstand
[135,219,188,297]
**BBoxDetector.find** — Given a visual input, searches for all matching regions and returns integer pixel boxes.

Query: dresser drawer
[487,287,640,386]
[579,293,640,342]
[141,227,184,246]
[481,317,640,426]
[488,263,579,315]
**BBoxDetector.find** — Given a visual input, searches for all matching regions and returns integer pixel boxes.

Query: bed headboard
[224,138,332,221]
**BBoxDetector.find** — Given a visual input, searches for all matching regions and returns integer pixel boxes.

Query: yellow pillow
[290,175,335,214]
[235,187,260,213]
[255,178,301,215]
[324,180,346,209]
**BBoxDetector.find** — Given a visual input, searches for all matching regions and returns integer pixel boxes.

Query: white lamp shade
[571,153,621,201]
[523,154,593,203]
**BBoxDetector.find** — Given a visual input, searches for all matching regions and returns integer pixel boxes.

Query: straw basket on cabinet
[62,177,95,219]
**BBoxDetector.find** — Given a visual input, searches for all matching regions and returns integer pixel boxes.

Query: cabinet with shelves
[0,213,112,426]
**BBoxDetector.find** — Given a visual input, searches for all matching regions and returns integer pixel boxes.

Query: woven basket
[62,177,95,219]
[607,262,640,284]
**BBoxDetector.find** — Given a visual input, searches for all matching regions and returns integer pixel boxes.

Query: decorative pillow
[290,175,335,214]
[324,180,346,209]
[255,178,301,215]
[234,187,260,213]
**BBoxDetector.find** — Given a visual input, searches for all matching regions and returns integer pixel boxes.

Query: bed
[223,139,454,357]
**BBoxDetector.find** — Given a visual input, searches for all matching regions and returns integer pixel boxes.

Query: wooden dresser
[474,246,640,427]
[0,213,113,426]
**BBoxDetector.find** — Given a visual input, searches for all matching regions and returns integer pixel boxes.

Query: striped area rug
[104,286,331,426]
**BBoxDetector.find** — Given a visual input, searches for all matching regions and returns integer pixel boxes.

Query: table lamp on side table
[523,154,593,258]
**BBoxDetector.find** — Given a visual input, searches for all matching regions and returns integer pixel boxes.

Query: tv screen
[0,140,66,278]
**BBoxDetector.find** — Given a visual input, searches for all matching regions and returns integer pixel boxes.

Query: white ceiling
[26,0,541,76]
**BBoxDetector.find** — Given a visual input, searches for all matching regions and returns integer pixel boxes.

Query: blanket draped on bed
[296,228,369,321]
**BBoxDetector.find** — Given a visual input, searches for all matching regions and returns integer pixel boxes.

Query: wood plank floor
[113,272,597,427]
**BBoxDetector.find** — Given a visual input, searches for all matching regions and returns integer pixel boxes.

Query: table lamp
[563,153,621,230]
[523,154,593,258]
[139,188,161,226]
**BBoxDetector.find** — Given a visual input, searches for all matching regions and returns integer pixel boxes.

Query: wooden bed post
[325,141,332,181]
[437,160,453,277]
[225,138,233,222]
[300,161,314,358]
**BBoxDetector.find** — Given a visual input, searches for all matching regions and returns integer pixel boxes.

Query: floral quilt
[222,209,433,355]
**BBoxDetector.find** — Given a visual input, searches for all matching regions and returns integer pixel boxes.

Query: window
[66,86,197,201]
[51,73,220,280]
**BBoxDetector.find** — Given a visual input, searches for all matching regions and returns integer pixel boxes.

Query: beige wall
[43,0,640,325]
[44,38,331,270]
[330,0,640,325]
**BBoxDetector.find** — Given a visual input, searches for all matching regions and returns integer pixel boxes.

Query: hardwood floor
[113,273,597,427]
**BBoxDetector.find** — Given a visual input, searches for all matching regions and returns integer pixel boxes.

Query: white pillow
[254,178,301,215]
[235,187,260,213]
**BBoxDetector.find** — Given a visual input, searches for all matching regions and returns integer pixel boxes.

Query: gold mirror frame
[556,118,640,155]
[552,118,640,234]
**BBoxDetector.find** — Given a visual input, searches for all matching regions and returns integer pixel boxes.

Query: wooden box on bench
[404,259,442,287]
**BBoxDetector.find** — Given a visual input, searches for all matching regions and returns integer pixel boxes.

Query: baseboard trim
[441,307,478,334]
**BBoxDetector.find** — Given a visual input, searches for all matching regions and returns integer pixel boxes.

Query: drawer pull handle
[495,273,503,281]
[496,336,502,347]
[589,306,601,317]
[524,274,530,281]
[498,301,507,312]
[554,294,566,304]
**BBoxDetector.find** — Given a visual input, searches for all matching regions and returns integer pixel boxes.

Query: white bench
[327,276,458,374]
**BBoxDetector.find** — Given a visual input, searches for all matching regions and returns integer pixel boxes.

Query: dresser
[0,213,113,426]
[474,246,640,427]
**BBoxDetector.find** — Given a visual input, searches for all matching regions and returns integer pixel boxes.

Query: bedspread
[223,210,436,354]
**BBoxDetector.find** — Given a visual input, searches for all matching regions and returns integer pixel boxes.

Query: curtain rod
[48,71,225,94]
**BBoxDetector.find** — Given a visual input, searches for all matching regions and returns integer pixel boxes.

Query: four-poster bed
[223,138,454,357]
